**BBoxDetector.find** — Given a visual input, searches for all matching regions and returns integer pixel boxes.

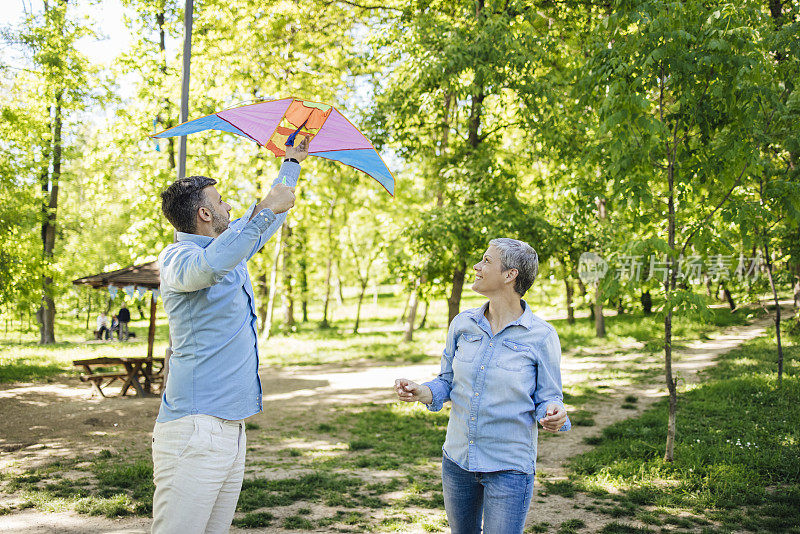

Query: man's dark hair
[161,175,217,233]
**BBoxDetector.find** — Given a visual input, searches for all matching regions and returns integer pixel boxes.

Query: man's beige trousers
[151,414,246,534]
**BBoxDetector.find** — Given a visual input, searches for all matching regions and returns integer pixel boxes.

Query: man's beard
[211,209,229,236]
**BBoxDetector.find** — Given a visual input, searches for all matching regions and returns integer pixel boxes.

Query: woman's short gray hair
[489,238,539,296]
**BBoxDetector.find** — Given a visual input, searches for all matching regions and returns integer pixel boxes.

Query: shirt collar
[176,231,214,247]
[469,299,535,331]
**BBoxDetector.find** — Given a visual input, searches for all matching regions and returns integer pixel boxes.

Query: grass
[558,518,587,533]
[0,285,788,531]
[0,452,154,517]
[563,334,800,532]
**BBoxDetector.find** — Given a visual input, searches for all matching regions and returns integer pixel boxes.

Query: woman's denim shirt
[424,300,571,474]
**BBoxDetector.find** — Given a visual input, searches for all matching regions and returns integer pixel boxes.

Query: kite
[152,97,394,195]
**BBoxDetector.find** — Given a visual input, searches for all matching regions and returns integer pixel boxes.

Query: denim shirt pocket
[496,340,535,372]
[454,332,483,363]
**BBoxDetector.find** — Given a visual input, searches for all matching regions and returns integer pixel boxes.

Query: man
[151,137,308,534]
[118,304,131,340]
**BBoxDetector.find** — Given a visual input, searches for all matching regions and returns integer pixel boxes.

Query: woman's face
[472,245,506,296]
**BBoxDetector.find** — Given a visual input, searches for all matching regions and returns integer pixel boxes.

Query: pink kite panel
[309,108,374,153]
[217,98,294,145]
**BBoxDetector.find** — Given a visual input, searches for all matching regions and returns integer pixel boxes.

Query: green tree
[578,0,781,460]
[371,0,561,324]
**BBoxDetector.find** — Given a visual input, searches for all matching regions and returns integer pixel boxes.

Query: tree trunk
[298,258,308,323]
[147,292,157,360]
[564,274,575,324]
[39,89,63,345]
[320,202,336,329]
[594,197,607,338]
[641,290,653,315]
[594,292,605,338]
[403,281,421,343]
[419,300,429,329]
[85,292,91,330]
[257,273,269,331]
[335,260,344,304]
[263,225,283,339]
[663,88,678,461]
[763,242,784,385]
[400,290,412,323]
[282,223,294,330]
[664,306,677,462]
[320,255,333,328]
[354,281,367,334]
[156,4,176,170]
[721,283,736,311]
[447,259,467,326]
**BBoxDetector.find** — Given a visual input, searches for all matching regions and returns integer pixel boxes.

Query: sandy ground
[0,311,781,533]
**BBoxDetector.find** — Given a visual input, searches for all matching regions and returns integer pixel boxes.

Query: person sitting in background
[394,238,571,534]
[96,312,110,340]
[110,314,120,339]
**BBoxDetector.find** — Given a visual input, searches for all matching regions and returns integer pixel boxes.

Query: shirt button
[474,392,479,396]
[471,417,475,421]
[469,440,474,444]
[480,366,485,370]
[489,343,493,347]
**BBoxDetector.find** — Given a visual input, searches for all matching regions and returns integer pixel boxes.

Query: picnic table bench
[73,356,164,398]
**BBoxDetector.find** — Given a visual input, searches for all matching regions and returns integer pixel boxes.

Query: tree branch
[317,0,403,12]
[679,163,749,257]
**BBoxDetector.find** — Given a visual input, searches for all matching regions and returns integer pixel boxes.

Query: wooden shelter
[73,261,161,359]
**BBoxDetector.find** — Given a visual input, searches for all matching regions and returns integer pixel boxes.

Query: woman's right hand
[394,379,433,404]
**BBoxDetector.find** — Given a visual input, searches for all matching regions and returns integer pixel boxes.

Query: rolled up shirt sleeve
[423,319,458,412]
[160,209,277,293]
[533,330,571,431]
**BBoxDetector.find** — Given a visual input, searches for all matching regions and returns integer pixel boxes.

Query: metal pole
[177,0,194,180]
[166,0,194,386]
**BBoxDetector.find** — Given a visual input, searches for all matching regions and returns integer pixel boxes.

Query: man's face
[201,186,232,237]
[472,245,507,295]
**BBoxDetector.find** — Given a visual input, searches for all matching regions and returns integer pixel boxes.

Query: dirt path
[0,313,780,533]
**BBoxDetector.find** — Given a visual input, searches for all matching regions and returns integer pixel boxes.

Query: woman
[394,238,570,534]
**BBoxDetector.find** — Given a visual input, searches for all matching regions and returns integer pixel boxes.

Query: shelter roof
[72,261,160,290]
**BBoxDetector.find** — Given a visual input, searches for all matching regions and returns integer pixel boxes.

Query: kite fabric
[151,97,395,195]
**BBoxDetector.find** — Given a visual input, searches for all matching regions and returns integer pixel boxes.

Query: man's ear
[197,206,213,223]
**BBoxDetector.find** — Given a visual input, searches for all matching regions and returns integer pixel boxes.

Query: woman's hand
[394,379,433,405]
[539,404,568,433]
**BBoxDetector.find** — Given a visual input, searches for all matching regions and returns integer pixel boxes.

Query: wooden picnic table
[73,356,164,398]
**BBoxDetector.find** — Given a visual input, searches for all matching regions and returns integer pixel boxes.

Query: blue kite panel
[313,149,395,195]
[154,115,255,142]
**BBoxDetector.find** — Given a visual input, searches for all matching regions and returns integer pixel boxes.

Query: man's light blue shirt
[156,162,300,423]
[424,300,571,474]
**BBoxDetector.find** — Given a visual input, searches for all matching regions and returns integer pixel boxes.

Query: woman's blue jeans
[442,455,535,534]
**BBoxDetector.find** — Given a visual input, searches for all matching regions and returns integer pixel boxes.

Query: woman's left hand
[539,404,567,432]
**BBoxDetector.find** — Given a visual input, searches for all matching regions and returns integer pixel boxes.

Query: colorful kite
[151,97,395,195]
